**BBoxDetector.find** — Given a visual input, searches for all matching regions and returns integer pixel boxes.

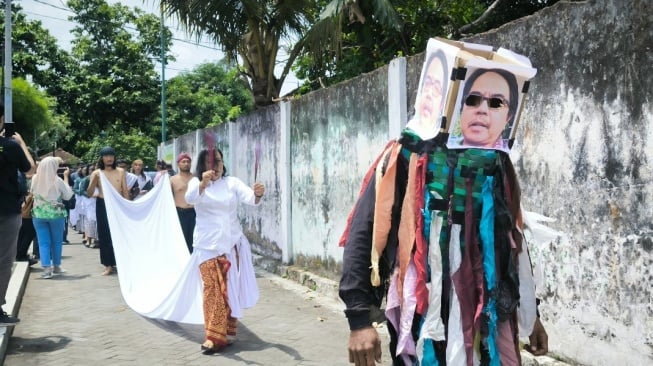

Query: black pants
[16,218,37,260]
[176,207,196,253]
[63,207,69,241]
[96,198,116,267]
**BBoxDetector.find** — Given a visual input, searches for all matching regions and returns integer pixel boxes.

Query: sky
[17,0,300,94]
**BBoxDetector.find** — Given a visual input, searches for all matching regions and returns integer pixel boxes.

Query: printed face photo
[460,70,514,148]
[406,39,458,140]
[446,51,537,152]
[447,66,523,152]
[416,53,447,128]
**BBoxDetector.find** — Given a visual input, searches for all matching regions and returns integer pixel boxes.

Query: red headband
[176,153,191,163]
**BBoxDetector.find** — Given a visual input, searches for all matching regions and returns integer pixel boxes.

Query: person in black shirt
[0,102,35,325]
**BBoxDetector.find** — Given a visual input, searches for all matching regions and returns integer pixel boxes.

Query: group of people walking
[2,123,268,356]
[86,146,265,355]
[16,148,156,277]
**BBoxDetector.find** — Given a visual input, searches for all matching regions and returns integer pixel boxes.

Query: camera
[57,167,67,178]
[3,122,15,136]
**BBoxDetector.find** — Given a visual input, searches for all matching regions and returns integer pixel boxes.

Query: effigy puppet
[338,37,548,366]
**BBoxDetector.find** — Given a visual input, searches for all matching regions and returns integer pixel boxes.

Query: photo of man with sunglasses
[449,67,519,151]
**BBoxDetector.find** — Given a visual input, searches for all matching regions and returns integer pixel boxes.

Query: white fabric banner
[100,172,204,324]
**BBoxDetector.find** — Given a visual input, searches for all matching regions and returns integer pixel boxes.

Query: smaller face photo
[416,50,447,127]
[405,39,458,140]
[447,58,536,152]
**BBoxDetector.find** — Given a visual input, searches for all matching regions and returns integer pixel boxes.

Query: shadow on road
[145,319,303,364]
[7,335,72,355]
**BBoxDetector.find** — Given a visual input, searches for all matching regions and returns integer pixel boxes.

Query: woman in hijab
[31,157,74,279]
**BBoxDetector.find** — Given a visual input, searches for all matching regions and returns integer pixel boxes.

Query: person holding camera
[58,164,75,245]
[0,102,35,325]
[31,157,74,279]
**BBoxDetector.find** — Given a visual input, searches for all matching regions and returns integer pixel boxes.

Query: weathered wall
[229,106,284,261]
[169,115,285,262]
[162,0,651,363]
[290,70,390,278]
[458,1,652,364]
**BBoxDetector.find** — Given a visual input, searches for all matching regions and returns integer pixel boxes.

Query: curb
[252,254,341,303]
[0,261,30,365]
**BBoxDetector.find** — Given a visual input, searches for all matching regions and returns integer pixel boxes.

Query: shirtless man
[87,146,128,275]
[170,153,195,253]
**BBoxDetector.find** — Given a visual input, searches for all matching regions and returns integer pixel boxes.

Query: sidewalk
[1,230,569,365]
[2,231,390,366]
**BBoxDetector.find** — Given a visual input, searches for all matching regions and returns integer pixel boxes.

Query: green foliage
[5,5,74,92]
[295,0,558,93]
[55,0,173,160]
[5,0,561,155]
[1,3,75,154]
[160,0,316,106]
[32,113,74,160]
[10,77,52,133]
[5,77,70,154]
[468,0,561,35]
[164,61,254,136]
[295,0,483,91]
[80,129,158,168]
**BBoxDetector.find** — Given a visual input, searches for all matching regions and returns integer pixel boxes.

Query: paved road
[3,231,569,366]
[4,231,392,366]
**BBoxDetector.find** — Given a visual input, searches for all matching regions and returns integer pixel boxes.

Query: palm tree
[158,0,403,107]
[159,0,315,106]
[301,0,403,70]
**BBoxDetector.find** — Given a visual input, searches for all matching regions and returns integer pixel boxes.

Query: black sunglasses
[464,93,509,109]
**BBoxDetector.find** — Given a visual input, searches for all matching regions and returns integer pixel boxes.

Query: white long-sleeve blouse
[185,175,260,255]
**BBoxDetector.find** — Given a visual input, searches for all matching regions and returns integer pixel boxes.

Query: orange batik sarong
[200,255,237,349]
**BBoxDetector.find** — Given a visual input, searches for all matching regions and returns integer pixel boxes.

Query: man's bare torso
[170,173,194,209]
[90,167,127,199]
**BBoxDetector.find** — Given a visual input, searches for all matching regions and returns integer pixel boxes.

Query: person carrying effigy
[339,38,548,366]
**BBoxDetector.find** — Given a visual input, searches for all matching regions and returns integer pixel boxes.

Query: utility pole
[4,0,12,125]
[160,6,166,144]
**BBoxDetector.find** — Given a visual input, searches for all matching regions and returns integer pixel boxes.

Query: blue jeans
[32,217,65,268]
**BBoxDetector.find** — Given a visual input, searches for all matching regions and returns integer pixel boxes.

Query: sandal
[200,340,225,355]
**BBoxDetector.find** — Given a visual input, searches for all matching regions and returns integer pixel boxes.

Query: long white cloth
[100,173,204,324]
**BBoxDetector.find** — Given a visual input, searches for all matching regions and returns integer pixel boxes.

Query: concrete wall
[162,0,651,363]
[462,1,652,364]
[167,110,286,262]
[289,71,390,278]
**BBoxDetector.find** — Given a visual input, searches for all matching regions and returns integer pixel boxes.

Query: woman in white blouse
[130,159,153,199]
[184,148,265,354]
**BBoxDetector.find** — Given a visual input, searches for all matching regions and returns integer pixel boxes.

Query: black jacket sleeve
[339,152,408,331]
[339,173,378,330]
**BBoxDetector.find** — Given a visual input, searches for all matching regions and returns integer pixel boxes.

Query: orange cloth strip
[370,143,401,286]
[397,153,418,301]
